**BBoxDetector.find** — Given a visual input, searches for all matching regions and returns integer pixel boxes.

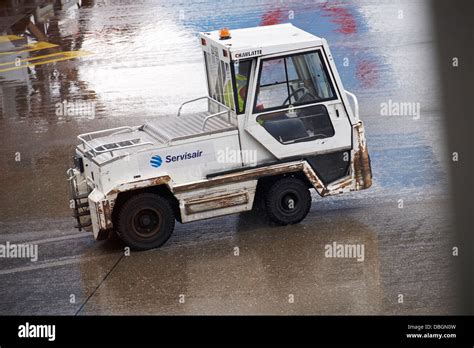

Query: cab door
[244,48,352,160]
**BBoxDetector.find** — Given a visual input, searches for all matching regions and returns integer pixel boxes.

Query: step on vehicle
[67,24,372,250]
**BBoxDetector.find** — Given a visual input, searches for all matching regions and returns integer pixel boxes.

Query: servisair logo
[150,150,203,168]
[150,155,163,168]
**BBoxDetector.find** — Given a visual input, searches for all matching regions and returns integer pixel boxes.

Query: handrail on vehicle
[344,90,359,122]
[77,126,153,157]
[177,95,232,128]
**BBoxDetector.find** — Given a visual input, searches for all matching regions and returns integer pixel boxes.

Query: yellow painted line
[0,51,93,73]
[0,41,58,56]
[0,35,24,43]
[0,51,73,66]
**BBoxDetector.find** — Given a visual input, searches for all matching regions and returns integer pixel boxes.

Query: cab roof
[200,23,325,61]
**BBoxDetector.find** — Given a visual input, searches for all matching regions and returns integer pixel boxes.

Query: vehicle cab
[200,24,356,164]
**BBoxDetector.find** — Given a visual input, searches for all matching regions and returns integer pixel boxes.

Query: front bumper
[353,121,373,190]
[88,188,114,240]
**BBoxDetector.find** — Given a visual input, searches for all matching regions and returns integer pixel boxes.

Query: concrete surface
[0,0,460,315]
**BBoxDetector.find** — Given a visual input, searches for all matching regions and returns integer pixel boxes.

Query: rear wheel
[265,177,312,225]
[117,193,175,250]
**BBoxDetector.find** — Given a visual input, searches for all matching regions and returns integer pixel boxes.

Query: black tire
[265,177,312,225]
[117,193,175,250]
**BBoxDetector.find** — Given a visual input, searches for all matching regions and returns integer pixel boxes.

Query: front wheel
[117,193,175,250]
[265,177,312,225]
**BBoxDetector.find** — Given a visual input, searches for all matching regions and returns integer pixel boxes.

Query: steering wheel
[282,87,316,106]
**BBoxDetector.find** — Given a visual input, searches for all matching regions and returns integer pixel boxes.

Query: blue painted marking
[368,133,445,189]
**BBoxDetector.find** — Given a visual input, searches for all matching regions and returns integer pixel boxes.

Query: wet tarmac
[0,0,460,314]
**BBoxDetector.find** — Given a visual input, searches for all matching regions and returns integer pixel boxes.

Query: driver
[224,61,250,113]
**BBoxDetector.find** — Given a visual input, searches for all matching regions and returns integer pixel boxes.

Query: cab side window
[255,51,336,112]
[233,60,252,114]
[255,58,289,110]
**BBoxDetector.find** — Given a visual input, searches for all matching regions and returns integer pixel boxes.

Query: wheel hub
[133,209,162,237]
[280,192,299,213]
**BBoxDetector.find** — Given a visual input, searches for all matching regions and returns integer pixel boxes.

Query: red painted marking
[260,8,285,26]
[356,59,378,88]
[320,2,357,34]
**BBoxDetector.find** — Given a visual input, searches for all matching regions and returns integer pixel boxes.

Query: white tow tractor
[67,24,372,250]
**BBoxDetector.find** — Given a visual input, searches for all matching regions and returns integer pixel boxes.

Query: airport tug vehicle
[67,24,372,250]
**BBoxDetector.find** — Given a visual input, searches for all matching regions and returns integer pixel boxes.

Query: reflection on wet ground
[0,0,459,314]
[0,197,456,315]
